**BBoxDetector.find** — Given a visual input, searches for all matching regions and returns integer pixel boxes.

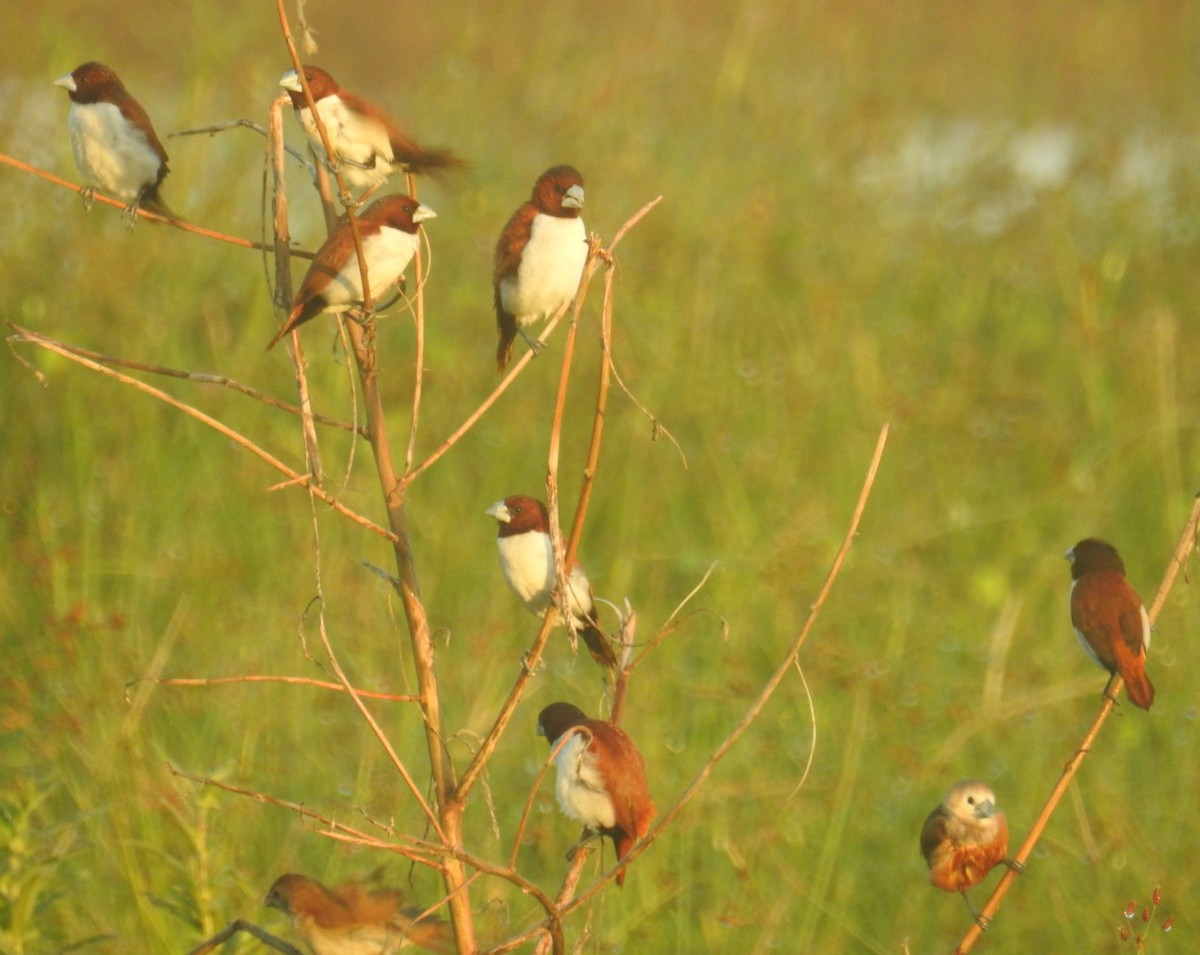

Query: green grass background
[2,1,1198,952]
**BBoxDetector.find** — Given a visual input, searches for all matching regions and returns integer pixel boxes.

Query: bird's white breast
[552,731,616,830]
[68,102,160,200]
[299,97,394,189]
[499,214,587,326]
[496,531,555,612]
[323,228,418,310]
[496,532,595,624]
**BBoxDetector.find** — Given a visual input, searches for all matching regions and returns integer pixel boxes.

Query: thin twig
[954,492,1200,954]
[133,674,419,702]
[7,324,396,543]
[0,151,314,257]
[562,424,888,905]
[169,117,315,172]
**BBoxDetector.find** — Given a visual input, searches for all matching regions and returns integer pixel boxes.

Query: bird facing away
[267,193,435,349]
[1066,537,1155,710]
[486,495,617,668]
[54,61,175,223]
[264,873,450,954]
[492,165,587,371]
[920,780,1020,927]
[279,65,465,192]
[537,701,656,887]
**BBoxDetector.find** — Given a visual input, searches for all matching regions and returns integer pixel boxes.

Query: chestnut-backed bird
[486,495,617,669]
[920,780,1020,927]
[267,194,434,349]
[265,873,450,954]
[279,66,465,192]
[1066,537,1155,710]
[537,702,656,887]
[54,62,175,223]
[492,165,587,371]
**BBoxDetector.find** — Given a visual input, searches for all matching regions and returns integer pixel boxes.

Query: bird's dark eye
[967,796,976,805]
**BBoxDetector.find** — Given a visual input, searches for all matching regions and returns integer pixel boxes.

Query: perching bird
[486,495,617,669]
[54,61,175,223]
[279,66,465,192]
[1066,537,1155,710]
[537,701,656,887]
[264,873,450,954]
[267,193,434,349]
[920,780,1020,927]
[492,165,587,371]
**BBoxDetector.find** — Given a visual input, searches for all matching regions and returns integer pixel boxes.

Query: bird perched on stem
[279,66,465,193]
[537,701,656,887]
[920,780,1021,927]
[486,494,617,669]
[1065,537,1155,710]
[492,165,587,371]
[54,61,176,224]
[267,193,434,349]
[264,873,450,954]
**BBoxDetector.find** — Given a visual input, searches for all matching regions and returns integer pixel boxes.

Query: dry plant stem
[455,612,558,799]
[6,324,396,542]
[270,93,325,488]
[170,117,315,173]
[0,152,314,257]
[274,0,373,313]
[342,312,476,951]
[310,589,447,840]
[142,674,418,702]
[566,424,888,910]
[404,168,425,472]
[544,243,599,658]
[275,5,472,947]
[563,236,610,575]
[396,197,662,492]
[168,767,442,867]
[954,491,1200,955]
[1,331,360,433]
[185,919,303,955]
[492,426,891,954]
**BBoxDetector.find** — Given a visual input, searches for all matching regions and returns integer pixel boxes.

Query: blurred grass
[2,0,1199,952]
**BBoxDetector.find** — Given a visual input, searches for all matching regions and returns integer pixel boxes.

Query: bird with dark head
[485,494,617,669]
[264,873,450,954]
[493,165,587,371]
[1065,537,1155,710]
[54,61,176,225]
[920,780,1021,927]
[267,193,435,350]
[537,701,656,887]
[279,65,466,193]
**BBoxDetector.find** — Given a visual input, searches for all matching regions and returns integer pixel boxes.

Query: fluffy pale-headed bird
[54,61,175,222]
[486,495,617,669]
[920,780,1020,926]
[279,66,465,192]
[492,165,587,371]
[267,194,434,349]
[264,873,450,954]
[537,702,656,887]
[1066,537,1155,710]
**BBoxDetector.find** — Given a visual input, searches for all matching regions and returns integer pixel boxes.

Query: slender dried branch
[169,117,315,172]
[2,331,362,433]
[6,323,396,542]
[133,674,419,702]
[185,920,303,955]
[560,424,888,907]
[954,492,1200,954]
[0,151,313,257]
